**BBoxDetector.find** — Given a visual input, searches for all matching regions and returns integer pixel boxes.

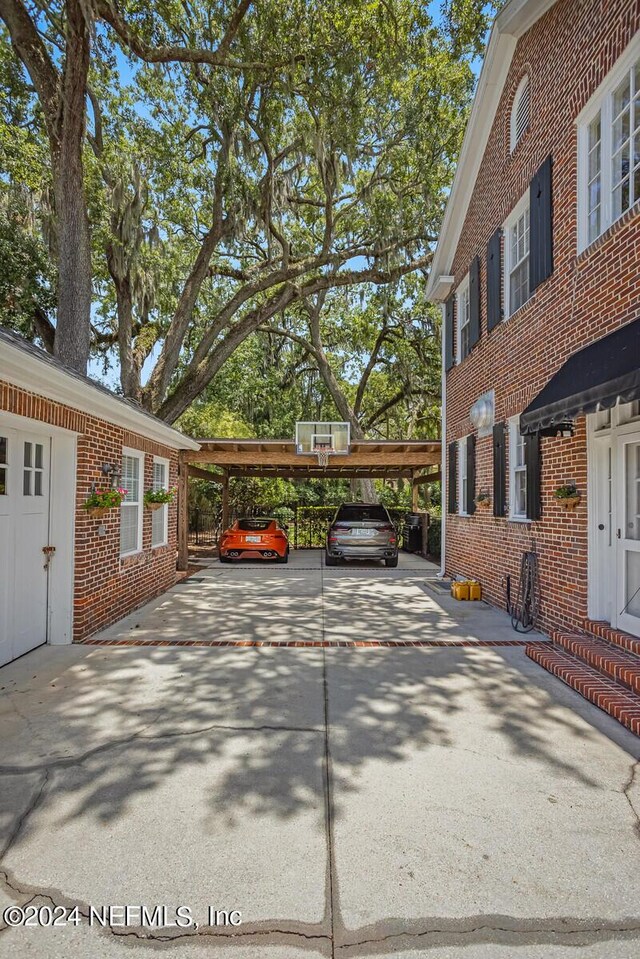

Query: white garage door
[0,427,51,667]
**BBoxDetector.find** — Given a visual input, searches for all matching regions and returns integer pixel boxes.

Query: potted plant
[475,490,491,509]
[144,487,177,511]
[554,483,581,510]
[83,487,127,519]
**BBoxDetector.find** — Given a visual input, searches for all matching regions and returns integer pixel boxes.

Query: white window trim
[503,192,530,320]
[151,455,170,548]
[458,437,468,516]
[576,33,640,253]
[456,274,470,363]
[120,447,144,557]
[510,75,530,153]
[508,417,530,523]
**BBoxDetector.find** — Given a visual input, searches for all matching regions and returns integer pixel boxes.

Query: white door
[616,431,640,637]
[0,428,51,666]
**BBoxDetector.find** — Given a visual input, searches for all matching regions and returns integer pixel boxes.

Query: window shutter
[529,155,553,293]
[492,422,506,517]
[444,296,455,372]
[486,228,502,331]
[466,434,476,515]
[525,432,541,520]
[447,441,457,514]
[469,256,480,350]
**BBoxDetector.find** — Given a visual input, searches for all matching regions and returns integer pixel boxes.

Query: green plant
[144,487,177,505]
[554,483,579,500]
[84,487,127,510]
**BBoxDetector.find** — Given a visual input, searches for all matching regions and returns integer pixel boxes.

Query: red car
[219,518,289,563]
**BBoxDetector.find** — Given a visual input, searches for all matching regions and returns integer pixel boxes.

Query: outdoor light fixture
[101,462,122,488]
[469,390,495,437]
[539,420,575,438]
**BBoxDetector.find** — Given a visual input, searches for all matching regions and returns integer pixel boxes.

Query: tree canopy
[1,0,494,427]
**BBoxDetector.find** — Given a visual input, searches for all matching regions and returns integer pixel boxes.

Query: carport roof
[185,437,441,481]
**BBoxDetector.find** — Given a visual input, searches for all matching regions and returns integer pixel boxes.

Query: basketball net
[314,448,330,469]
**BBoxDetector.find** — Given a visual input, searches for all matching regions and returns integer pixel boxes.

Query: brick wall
[444,0,640,633]
[1,382,180,641]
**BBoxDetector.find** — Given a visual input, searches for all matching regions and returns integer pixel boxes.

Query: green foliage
[0,201,56,337]
[177,403,254,440]
[554,483,579,499]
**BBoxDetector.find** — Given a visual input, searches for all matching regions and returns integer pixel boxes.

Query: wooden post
[411,471,419,512]
[177,453,189,571]
[221,470,230,532]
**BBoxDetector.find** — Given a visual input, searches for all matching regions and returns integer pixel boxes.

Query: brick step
[526,643,640,737]
[551,631,640,695]
[583,620,640,656]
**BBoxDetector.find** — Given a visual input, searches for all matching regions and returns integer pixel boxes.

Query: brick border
[79,638,545,648]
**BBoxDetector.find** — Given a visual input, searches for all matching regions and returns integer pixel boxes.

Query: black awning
[520,317,640,434]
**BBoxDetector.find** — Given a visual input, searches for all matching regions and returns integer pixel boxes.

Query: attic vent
[511,76,530,152]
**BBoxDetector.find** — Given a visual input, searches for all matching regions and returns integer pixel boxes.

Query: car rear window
[237,519,274,531]
[335,506,389,523]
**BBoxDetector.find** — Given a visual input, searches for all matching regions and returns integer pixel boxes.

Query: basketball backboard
[295,421,350,455]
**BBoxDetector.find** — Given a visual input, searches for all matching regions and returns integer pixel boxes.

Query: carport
[177,438,440,569]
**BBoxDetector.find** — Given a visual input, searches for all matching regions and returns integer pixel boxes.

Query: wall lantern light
[469,390,495,437]
[100,462,122,489]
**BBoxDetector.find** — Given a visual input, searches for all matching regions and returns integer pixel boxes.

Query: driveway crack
[623,758,640,841]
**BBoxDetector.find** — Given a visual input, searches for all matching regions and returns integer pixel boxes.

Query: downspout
[438,302,447,579]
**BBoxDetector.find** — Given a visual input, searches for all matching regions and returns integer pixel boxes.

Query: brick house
[0,327,200,667]
[427,0,640,728]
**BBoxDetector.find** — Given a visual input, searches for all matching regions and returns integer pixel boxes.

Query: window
[151,457,169,547]
[459,437,468,515]
[509,419,528,520]
[457,275,471,361]
[578,37,640,250]
[23,441,44,497]
[503,194,530,317]
[510,75,530,152]
[120,449,143,556]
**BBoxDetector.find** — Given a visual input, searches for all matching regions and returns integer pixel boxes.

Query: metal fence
[188,508,221,547]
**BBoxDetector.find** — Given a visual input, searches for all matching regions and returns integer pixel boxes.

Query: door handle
[42,545,56,569]
[616,529,621,539]
[598,523,605,530]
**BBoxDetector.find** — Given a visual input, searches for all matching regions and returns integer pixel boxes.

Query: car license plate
[352,528,375,537]
[246,535,261,543]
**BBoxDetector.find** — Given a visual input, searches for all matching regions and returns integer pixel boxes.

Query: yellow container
[454,581,470,601]
[468,581,482,601]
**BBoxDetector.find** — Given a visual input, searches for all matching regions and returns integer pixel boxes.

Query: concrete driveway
[1,551,639,958]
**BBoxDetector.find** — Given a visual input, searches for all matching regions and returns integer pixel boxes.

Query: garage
[0,414,77,668]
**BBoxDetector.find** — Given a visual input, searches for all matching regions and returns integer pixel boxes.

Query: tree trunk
[51,0,92,374]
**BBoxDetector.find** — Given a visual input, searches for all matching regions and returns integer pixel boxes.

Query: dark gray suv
[325,503,399,567]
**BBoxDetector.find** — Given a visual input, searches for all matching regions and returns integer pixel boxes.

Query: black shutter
[525,432,541,520]
[529,155,553,293]
[492,422,506,517]
[444,295,455,372]
[466,434,476,515]
[469,255,480,351]
[486,228,502,331]
[447,441,457,514]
